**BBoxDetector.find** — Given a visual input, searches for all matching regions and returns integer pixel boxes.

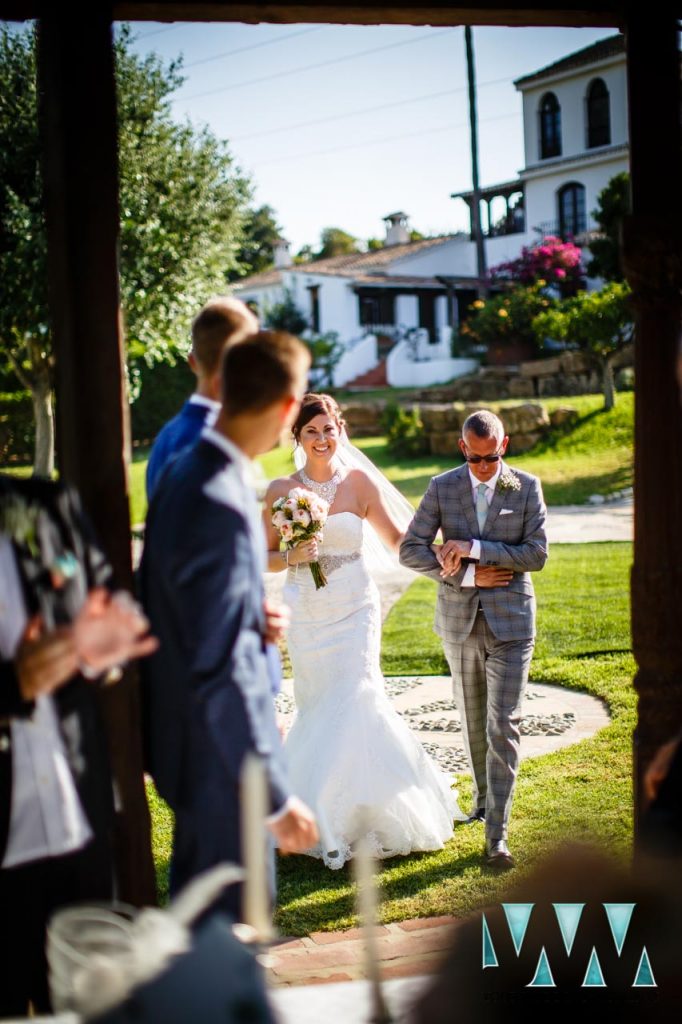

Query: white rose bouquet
[271,487,329,589]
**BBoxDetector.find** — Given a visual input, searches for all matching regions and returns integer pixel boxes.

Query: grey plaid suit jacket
[399,462,548,644]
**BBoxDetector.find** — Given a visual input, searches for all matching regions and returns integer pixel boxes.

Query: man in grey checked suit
[400,410,548,870]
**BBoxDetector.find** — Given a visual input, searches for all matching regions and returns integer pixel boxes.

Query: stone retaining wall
[341,399,577,455]
[340,344,633,454]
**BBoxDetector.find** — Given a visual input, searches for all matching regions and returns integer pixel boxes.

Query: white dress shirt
[189,393,220,428]
[0,534,92,868]
[461,464,502,588]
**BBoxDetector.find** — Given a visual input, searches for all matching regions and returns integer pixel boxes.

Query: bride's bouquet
[271,487,329,589]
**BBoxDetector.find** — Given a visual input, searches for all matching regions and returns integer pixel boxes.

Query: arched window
[586,78,611,148]
[539,92,561,159]
[558,182,586,238]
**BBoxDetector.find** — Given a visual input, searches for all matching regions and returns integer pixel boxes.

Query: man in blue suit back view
[145,297,258,500]
[141,330,318,922]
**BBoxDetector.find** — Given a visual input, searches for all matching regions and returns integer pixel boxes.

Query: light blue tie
[476,482,489,533]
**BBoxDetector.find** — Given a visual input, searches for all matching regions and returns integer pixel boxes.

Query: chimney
[383,211,410,246]
[273,237,292,268]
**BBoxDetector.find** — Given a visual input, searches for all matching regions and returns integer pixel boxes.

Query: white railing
[332,332,379,387]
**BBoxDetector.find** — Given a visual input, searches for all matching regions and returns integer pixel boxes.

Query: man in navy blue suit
[141,330,318,921]
[145,296,286,694]
[145,297,258,500]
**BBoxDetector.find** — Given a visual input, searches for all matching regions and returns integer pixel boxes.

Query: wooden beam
[37,9,157,907]
[623,11,682,834]
[0,1,626,29]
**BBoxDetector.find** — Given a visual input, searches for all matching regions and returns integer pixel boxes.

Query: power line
[251,110,519,167]
[172,27,458,103]
[231,77,513,142]
[183,27,324,68]
[133,25,183,41]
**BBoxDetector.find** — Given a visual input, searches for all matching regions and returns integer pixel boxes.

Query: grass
[148,541,636,934]
[8,392,632,523]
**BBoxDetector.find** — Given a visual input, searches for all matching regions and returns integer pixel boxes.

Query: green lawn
[148,541,635,935]
[21,391,632,525]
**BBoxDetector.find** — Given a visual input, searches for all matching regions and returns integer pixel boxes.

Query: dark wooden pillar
[623,12,682,833]
[37,11,156,905]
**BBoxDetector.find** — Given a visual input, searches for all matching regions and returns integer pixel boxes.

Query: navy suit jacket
[146,400,212,501]
[140,438,289,820]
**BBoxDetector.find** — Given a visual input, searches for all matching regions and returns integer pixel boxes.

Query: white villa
[234,34,629,388]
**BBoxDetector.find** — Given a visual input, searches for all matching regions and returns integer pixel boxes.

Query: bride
[264,393,465,869]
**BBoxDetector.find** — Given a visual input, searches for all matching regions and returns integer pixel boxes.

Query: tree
[293,244,315,265]
[0,25,251,474]
[306,331,343,389]
[229,203,283,280]
[533,281,633,410]
[586,172,630,282]
[315,227,361,260]
[263,290,309,335]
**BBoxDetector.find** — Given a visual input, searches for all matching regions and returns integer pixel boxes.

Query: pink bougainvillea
[490,236,583,289]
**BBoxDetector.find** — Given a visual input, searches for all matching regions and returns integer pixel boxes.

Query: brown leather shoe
[485,839,515,871]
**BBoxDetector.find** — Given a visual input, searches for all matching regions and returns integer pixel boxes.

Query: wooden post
[623,12,682,834]
[37,11,156,905]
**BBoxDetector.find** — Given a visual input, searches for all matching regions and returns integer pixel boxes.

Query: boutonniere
[0,493,41,557]
[497,468,522,493]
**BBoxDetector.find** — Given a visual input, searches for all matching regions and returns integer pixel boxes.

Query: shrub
[490,235,584,292]
[264,290,309,335]
[461,281,555,356]
[381,402,428,457]
[305,331,343,389]
[130,359,195,444]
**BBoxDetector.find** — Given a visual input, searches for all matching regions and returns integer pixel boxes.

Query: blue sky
[125,21,617,253]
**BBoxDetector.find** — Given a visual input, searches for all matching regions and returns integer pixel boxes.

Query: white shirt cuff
[469,539,481,560]
[265,796,294,825]
[461,563,477,588]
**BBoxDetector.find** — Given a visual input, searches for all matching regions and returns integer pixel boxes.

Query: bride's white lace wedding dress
[283,511,465,869]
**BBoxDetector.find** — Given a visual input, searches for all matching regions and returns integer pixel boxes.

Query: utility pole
[465,25,487,297]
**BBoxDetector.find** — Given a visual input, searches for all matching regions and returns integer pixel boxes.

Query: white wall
[294,273,359,341]
[387,237,467,277]
[386,232,534,279]
[524,152,629,235]
[387,343,478,387]
[333,333,378,387]
[395,293,419,327]
[521,56,628,167]
[233,282,284,319]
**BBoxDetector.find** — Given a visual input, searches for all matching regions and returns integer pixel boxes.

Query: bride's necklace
[299,466,342,508]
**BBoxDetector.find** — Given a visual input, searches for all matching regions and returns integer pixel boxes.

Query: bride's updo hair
[292,393,346,443]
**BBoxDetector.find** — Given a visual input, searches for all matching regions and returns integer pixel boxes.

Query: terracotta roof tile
[234,236,458,289]
[289,235,456,277]
[233,268,283,290]
[514,34,624,89]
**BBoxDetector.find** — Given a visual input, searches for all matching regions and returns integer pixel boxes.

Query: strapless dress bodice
[318,510,363,555]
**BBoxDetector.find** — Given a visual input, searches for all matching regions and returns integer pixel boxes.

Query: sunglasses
[462,450,503,464]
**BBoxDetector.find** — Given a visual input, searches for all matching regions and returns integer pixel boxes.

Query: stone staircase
[344,357,387,390]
